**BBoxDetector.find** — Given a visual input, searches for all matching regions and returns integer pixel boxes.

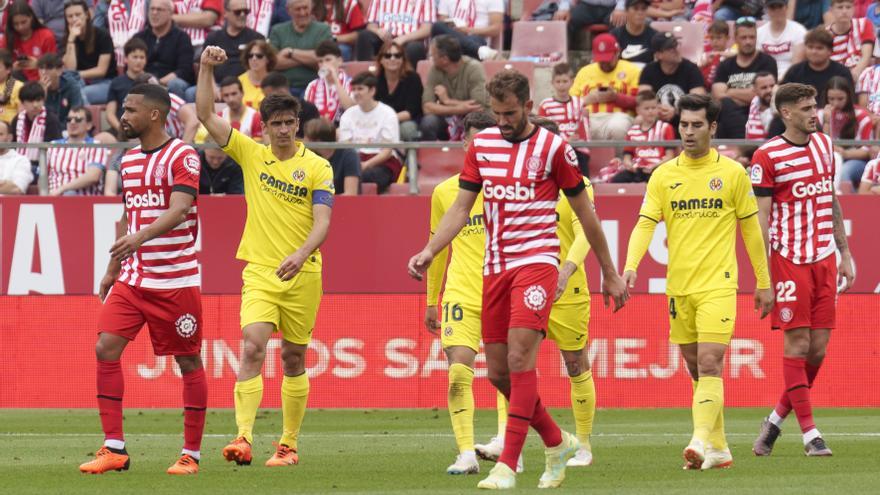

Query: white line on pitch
[3,432,880,438]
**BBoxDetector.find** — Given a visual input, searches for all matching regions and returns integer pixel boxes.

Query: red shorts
[98,282,203,356]
[770,251,837,331]
[482,264,557,344]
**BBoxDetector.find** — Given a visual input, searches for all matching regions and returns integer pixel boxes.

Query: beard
[121,122,142,139]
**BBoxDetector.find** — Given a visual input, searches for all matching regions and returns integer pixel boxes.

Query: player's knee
[563,358,584,377]
[784,336,810,358]
[506,349,530,372]
[281,348,305,375]
[685,363,699,381]
[174,355,203,374]
[94,338,122,361]
[808,347,827,364]
[488,369,509,393]
[241,339,267,364]
[697,353,723,376]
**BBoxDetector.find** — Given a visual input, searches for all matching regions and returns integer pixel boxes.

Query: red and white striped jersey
[459,126,585,275]
[746,96,770,140]
[221,106,262,139]
[856,65,880,114]
[536,96,590,142]
[367,0,437,37]
[173,0,222,46]
[246,0,274,36]
[862,154,880,186]
[165,93,186,139]
[47,137,109,195]
[828,18,875,68]
[118,138,201,289]
[816,106,873,140]
[322,0,366,36]
[624,120,674,169]
[750,133,837,265]
[304,70,352,122]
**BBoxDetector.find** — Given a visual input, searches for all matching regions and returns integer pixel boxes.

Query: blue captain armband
[313,190,334,207]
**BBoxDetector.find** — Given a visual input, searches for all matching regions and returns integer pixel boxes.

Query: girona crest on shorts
[175,313,198,338]
[523,285,548,311]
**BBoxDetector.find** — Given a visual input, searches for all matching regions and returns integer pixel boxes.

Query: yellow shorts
[547,298,590,351]
[439,300,482,353]
[240,263,322,345]
[668,289,736,345]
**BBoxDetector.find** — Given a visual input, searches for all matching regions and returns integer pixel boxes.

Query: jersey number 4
[776,281,797,302]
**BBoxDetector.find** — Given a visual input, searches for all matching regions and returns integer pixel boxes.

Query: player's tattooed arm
[832,195,856,291]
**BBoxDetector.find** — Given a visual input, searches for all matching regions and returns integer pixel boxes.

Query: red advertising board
[1,294,877,408]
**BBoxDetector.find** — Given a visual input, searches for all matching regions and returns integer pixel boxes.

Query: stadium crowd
[0,0,879,196]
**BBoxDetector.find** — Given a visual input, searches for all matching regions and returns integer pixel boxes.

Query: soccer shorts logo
[779,307,794,323]
[175,314,198,338]
[444,326,454,337]
[709,177,723,191]
[523,285,548,311]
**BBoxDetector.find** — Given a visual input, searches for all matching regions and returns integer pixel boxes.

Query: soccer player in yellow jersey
[196,46,335,468]
[623,94,774,471]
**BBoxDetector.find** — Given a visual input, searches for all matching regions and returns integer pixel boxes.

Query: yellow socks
[692,376,724,445]
[570,370,596,449]
[447,363,475,452]
[692,378,728,450]
[280,373,310,449]
[496,390,508,438]
[234,374,264,444]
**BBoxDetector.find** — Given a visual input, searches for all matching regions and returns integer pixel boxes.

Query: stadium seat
[416,60,431,85]
[651,21,706,64]
[360,182,378,195]
[483,60,535,85]
[342,61,377,77]
[417,146,465,192]
[510,21,568,64]
[587,147,617,179]
[88,105,104,133]
[592,182,647,195]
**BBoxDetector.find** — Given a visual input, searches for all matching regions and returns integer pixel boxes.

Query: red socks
[97,360,125,442]
[774,361,821,419]
[781,357,816,433]
[498,370,562,471]
[182,368,208,452]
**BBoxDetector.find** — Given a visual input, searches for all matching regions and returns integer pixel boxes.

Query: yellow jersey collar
[678,148,720,168]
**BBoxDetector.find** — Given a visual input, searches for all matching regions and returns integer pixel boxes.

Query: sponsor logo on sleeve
[183,153,200,175]
[750,165,763,184]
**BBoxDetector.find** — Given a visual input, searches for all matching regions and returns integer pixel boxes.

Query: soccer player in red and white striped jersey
[826,0,874,79]
[79,84,207,476]
[304,41,354,123]
[750,83,855,458]
[48,107,111,196]
[408,71,627,490]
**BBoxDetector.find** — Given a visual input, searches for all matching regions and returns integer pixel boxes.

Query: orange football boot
[167,454,199,475]
[79,446,130,474]
[222,436,253,465]
[265,443,299,467]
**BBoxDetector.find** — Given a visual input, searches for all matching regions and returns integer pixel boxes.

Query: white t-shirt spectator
[338,101,400,155]
[0,150,34,194]
[758,20,807,80]
[437,0,504,42]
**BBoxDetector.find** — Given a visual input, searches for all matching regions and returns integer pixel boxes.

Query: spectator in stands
[271,0,291,25]
[196,76,264,142]
[646,0,686,19]
[782,28,854,106]
[61,1,117,106]
[827,0,874,81]
[260,70,321,135]
[612,89,674,183]
[93,1,149,68]
[304,117,361,195]
[134,0,195,100]
[712,17,778,138]
[856,59,880,126]
[2,1,57,82]
[714,0,763,21]
[0,50,23,124]
[820,76,873,189]
[11,82,63,178]
[858,154,880,193]
[537,62,591,175]
[700,20,735,90]
[431,0,503,61]
[199,137,244,194]
[106,38,148,138]
[571,33,640,140]
[240,39,277,109]
[48,106,115,196]
[555,0,627,46]
[304,41,354,123]
[745,71,778,140]
[638,32,706,125]
[758,0,807,80]
[172,0,223,52]
[37,54,86,124]
[269,0,332,97]
[420,35,487,141]
[356,0,435,63]
[611,0,657,67]
[376,41,424,141]
[0,120,32,195]
[796,0,834,29]
[313,0,367,60]
[32,0,68,46]
[206,0,265,85]
[339,71,402,193]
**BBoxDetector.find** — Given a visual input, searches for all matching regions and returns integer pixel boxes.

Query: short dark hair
[734,17,757,35]
[804,27,834,50]
[315,40,342,58]
[37,53,63,69]
[124,37,148,57]
[19,81,46,102]
[303,118,336,142]
[530,115,559,135]
[636,89,657,105]
[830,0,852,5]
[219,76,244,92]
[68,105,92,123]
[552,62,573,78]
[261,71,290,91]
[753,71,777,84]
[351,71,377,89]
[774,83,817,113]
[432,35,462,63]
[0,49,12,69]
[463,111,495,134]
[676,93,721,124]
[260,93,302,122]
[128,83,171,118]
[487,70,530,104]
[707,20,730,37]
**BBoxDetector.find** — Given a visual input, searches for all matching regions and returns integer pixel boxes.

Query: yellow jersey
[426,175,593,307]
[631,148,759,296]
[239,72,265,111]
[222,129,334,271]
[570,60,640,115]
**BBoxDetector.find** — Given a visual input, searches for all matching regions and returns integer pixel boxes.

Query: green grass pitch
[2,408,878,494]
